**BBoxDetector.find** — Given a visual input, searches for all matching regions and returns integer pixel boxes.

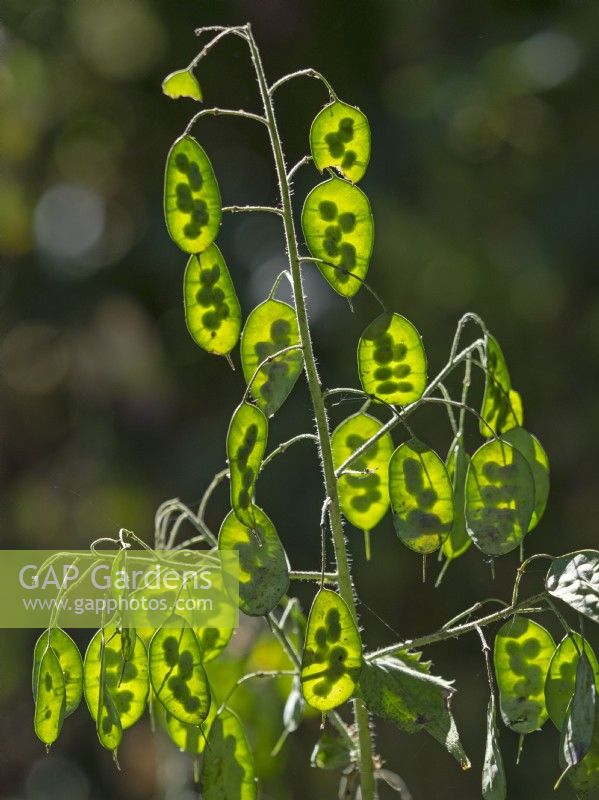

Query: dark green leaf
[164,134,221,254]
[546,550,599,624]
[359,653,470,769]
[240,299,303,417]
[389,438,454,554]
[465,440,535,556]
[301,589,362,712]
[358,312,427,406]
[302,176,373,297]
[184,244,242,355]
[482,697,507,800]
[560,651,596,771]
[493,617,555,733]
[310,100,370,182]
[218,506,290,616]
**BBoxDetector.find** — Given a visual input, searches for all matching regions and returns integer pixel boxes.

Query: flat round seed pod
[310,100,370,183]
[84,626,149,731]
[501,426,549,531]
[149,617,210,726]
[389,438,454,554]
[442,440,472,561]
[301,589,362,712]
[465,439,534,556]
[184,245,241,355]
[302,176,373,297]
[480,335,520,436]
[34,644,66,746]
[358,312,427,406]
[545,633,599,730]
[162,68,202,101]
[218,506,290,616]
[493,616,555,733]
[331,412,393,542]
[240,299,303,417]
[164,134,221,254]
[201,709,256,800]
[33,628,83,717]
[227,402,268,528]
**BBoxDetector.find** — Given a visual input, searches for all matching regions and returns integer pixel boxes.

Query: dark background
[1,1,598,798]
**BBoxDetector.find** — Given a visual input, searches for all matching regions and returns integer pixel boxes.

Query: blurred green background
[1,0,598,798]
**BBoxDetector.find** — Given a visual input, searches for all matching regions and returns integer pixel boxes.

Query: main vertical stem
[246,26,376,800]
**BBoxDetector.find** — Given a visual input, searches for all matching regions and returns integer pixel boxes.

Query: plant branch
[365,592,547,660]
[290,570,338,584]
[190,27,249,69]
[222,204,283,216]
[184,107,267,136]
[287,155,313,182]
[246,26,376,799]
[269,68,336,99]
[261,433,318,469]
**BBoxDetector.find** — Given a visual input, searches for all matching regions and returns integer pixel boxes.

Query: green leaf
[164,134,222,254]
[84,625,149,731]
[357,312,427,406]
[560,651,596,772]
[162,68,203,101]
[301,589,362,712]
[310,729,352,771]
[149,617,211,725]
[482,696,507,800]
[201,709,257,800]
[218,506,290,616]
[501,427,549,531]
[310,100,370,183]
[464,439,535,556]
[545,633,599,730]
[33,628,83,717]
[227,402,268,528]
[389,438,454,554]
[546,550,599,624]
[480,336,521,437]
[184,244,242,356]
[442,439,472,561]
[34,643,66,747]
[359,653,470,769]
[493,616,555,733]
[301,176,374,297]
[240,299,303,417]
[331,412,393,541]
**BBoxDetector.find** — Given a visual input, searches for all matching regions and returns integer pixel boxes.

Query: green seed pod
[162,68,203,101]
[358,312,427,406]
[442,439,472,561]
[33,628,83,717]
[164,134,221,254]
[227,402,268,528]
[389,438,454,555]
[34,642,66,747]
[201,709,257,799]
[501,426,549,531]
[493,616,555,733]
[310,100,370,183]
[240,299,303,417]
[149,617,211,725]
[480,336,521,437]
[302,176,373,297]
[184,244,242,356]
[331,412,393,557]
[301,589,362,712]
[545,634,599,730]
[465,439,534,556]
[218,506,290,616]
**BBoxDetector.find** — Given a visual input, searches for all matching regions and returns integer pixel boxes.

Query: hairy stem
[245,25,377,800]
